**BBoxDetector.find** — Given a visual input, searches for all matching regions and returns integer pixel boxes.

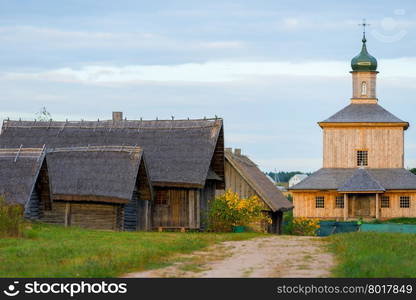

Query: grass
[365,218,416,225]
[0,223,263,278]
[328,232,416,277]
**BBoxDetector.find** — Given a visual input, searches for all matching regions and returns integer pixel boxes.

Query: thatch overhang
[46,146,152,203]
[0,118,225,188]
[0,147,47,206]
[225,151,293,212]
[290,168,416,192]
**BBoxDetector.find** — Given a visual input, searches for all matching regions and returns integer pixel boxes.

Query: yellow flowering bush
[208,190,271,232]
[292,217,320,236]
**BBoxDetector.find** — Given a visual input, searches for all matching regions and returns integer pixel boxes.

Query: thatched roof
[0,147,46,205]
[46,146,150,203]
[0,118,224,188]
[290,168,416,191]
[225,150,293,212]
[319,104,409,129]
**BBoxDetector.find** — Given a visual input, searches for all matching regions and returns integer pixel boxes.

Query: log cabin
[0,147,51,218]
[42,146,152,230]
[222,148,293,233]
[290,32,416,220]
[0,116,225,231]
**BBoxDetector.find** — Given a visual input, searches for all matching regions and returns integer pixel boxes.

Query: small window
[400,196,410,208]
[335,196,344,208]
[361,81,367,95]
[357,150,368,167]
[155,190,169,205]
[381,196,390,208]
[315,196,325,208]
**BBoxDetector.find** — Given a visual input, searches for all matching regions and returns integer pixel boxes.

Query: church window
[381,196,390,208]
[361,81,367,95]
[315,196,325,208]
[357,150,368,166]
[400,196,410,208]
[335,196,344,208]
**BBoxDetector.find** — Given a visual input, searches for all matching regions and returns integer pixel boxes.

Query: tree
[35,107,52,121]
[410,168,416,176]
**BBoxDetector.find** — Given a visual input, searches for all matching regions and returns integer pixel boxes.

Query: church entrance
[348,194,375,218]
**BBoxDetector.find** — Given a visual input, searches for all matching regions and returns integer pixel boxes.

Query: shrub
[0,196,24,238]
[292,217,319,236]
[208,190,271,232]
[282,210,294,234]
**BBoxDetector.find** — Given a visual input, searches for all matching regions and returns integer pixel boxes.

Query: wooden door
[355,195,371,217]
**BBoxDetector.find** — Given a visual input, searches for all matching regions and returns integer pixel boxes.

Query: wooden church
[290,30,416,220]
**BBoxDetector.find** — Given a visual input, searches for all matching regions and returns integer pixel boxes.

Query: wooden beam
[343,194,348,221]
[376,193,380,219]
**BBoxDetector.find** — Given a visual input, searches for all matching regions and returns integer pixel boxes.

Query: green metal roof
[351,36,377,72]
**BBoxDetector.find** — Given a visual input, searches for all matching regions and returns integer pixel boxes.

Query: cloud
[4,57,416,85]
[0,26,245,52]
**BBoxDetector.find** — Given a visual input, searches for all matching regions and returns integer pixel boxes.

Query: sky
[0,0,416,172]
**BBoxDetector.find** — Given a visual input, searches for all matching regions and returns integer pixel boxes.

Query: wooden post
[343,194,348,221]
[376,193,380,219]
[64,203,70,227]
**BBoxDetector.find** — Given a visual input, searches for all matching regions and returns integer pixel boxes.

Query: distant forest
[266,171,309,183]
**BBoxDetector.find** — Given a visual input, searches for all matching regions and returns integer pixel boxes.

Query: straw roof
[290,168,416,191]
[46,146,149,202]
[0,147,45,205]
[225,151,293,212]
[320,103,408,128]
[0,118,224,187]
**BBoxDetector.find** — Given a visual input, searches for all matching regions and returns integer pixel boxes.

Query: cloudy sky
[1,0,416,172]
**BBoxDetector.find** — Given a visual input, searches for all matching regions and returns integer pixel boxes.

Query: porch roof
[338,168,385,193]
[290,168,416,191]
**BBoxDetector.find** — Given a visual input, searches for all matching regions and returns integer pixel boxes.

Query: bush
[292,217,319,236]
[0,196,24,238]
[208,190,271,232]
[282,210,294,234]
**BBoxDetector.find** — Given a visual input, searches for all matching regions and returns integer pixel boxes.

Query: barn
[0,147,51,218]
[222,148,293,233]
[0,114,225,231]
[41,146,153,231]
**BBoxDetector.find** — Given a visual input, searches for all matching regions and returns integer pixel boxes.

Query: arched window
[361,81,367,96]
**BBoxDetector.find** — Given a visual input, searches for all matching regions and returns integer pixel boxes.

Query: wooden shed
[0,147,51,218]
[42,146,153,231]
[223,148,293,233]
[0,116,225,231]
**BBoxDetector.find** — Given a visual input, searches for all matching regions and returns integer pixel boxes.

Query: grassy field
[328,232,416,277]
[0,223,262,277]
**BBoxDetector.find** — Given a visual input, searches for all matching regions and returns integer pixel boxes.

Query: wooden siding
[152,188,199,229]
[224,160,257,199]
[40,201,123,230]
[293,191,416,219]
[209,126,225,189]
[323,127,404,168]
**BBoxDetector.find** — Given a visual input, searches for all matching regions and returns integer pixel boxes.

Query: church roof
[290,168,416,191]
[338,168,385,192]
[320,103,408,128]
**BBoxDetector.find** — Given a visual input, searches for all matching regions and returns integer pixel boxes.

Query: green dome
[351,36,377,71]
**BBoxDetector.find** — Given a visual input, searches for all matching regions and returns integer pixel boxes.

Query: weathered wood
[344,194,348,221]
[322,126,404,168]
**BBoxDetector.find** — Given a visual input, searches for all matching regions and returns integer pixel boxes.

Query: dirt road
[122,236,335,278]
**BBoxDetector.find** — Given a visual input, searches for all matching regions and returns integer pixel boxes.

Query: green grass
[0,223,263,278]
[365,218,416,225]
[328,232,416,277]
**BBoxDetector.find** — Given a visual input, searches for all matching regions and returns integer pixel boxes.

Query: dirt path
[122,236,335,278]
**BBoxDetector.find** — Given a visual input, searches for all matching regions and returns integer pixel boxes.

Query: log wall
[40,201,123,230]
